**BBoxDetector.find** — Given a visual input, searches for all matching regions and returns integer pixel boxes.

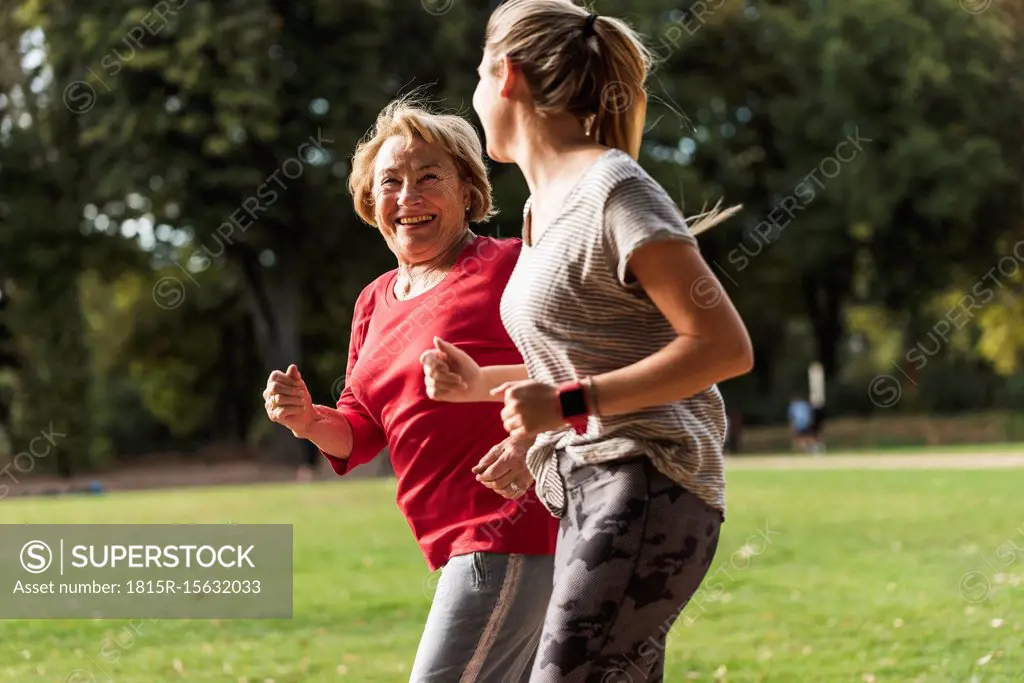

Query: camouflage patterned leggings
[528,454,723,683]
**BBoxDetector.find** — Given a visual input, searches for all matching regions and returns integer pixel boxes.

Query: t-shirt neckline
[523,148,620,249]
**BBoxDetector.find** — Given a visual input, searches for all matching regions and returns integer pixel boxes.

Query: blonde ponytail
[486,1,650,159]
[485,0,739,234]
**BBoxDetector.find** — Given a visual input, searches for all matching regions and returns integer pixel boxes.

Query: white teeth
[397,215,434,225]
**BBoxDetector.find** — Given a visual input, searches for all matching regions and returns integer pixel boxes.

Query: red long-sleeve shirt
[321,236,558,571]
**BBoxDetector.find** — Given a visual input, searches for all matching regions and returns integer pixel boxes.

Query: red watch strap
[567,415,588,435]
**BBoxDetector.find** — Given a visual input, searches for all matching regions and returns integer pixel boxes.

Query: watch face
[559,386,588,418]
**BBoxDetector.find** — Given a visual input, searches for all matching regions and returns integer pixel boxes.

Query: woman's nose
[398,181,423,205]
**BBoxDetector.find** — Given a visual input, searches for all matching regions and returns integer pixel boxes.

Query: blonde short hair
[347,97,495,226]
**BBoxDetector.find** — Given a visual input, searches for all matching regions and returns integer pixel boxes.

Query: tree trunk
[802,270,846,380]
[0,285,14,446]
[11,280,93,479]
[240,246,304,466]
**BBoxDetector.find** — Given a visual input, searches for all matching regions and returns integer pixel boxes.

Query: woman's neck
[394,228,475,299]
[511,115,597,197]
[509,117,608,245]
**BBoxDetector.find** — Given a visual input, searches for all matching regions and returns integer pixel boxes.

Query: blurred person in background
[262,98,558,683]
[808,361,827,454]
[422,2,753,680]
[787,393,814,452]
[724,409,743,455]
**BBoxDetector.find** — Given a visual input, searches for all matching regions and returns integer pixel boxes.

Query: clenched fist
[491,380,565,438]
[420,336,484,402]
[263,364,317,438]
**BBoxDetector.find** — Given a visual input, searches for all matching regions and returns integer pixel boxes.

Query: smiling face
[372,135,471,265]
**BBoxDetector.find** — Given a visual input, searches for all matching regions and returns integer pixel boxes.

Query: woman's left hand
[473,434,535,499]
[490,380,564,438]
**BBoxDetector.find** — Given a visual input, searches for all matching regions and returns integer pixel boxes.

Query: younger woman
[421,2,753,680]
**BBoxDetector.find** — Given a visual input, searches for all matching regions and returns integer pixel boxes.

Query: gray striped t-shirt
[499,148,727,518]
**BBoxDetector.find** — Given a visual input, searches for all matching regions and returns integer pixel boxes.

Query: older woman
[262,99,558,683]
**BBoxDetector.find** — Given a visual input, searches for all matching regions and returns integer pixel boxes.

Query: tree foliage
[1,0,1022,471]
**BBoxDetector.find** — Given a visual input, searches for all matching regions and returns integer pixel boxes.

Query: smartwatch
[557,379,591,434]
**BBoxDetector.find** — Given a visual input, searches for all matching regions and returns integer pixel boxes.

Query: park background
[1,0,1023,681]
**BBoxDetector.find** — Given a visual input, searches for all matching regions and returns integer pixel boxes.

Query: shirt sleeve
[319,298,388,476]
[602,175,698,287]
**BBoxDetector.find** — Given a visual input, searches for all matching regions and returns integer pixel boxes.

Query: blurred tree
[2,0,1022,472]
[636,0,1023,386]
[7,0,505,464]
[0,7,140,473]
[963,0,1024,376]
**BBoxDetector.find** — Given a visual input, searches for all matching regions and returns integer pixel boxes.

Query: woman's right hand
[420,337,483,402]
[263,364,318,437]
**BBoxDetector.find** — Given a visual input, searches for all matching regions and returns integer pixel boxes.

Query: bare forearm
[476,364,530,401]
[301,405,355,458]
[590,336,752,417]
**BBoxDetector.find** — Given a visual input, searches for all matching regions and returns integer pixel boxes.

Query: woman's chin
[486,144,512,164]
[394,226,452,260]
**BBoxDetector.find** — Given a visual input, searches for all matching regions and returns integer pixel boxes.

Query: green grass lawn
[1,468,1023,682]
[805,442,1024,456]
[739,442,1024,457]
